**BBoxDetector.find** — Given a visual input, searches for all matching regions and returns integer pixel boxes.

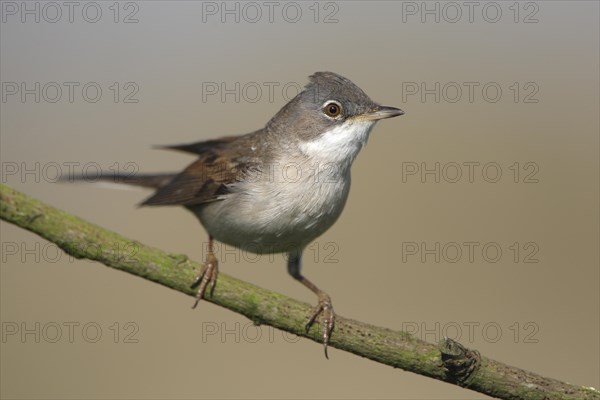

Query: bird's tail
[61,172,177,189]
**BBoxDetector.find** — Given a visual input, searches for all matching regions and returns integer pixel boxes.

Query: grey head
[266,71,404,143]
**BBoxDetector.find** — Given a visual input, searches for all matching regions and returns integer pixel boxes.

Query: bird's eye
[323,101,342,118]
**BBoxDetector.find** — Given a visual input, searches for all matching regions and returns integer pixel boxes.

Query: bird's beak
[361,105,405,121]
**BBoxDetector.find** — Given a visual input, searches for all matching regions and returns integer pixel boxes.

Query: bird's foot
[305,292,335,358]
[191,252,219,308]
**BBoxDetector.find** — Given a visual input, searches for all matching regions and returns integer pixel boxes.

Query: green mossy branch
[1,183,598,400]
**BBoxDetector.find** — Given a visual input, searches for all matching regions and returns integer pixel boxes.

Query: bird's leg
[191,235,219,308]
[287,251,335,358]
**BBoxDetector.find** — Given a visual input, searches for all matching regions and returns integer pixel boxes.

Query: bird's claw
[305,293,335,359]
[191,252,219,308]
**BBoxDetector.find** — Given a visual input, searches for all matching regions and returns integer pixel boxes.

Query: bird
[72,71,404,357]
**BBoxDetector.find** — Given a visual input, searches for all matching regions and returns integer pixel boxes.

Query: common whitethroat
[76,72,404,357]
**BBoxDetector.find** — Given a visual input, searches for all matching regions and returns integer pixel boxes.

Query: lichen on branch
[1,183,598,400]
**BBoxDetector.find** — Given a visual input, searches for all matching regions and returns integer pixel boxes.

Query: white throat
[299,120,376,166]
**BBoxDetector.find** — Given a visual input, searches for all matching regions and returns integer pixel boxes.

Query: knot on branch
[439,337,481,384]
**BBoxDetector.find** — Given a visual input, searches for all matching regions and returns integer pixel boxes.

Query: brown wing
[141,135,260,207]
[154,136,238,155]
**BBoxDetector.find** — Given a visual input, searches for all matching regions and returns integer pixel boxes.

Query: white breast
[197,120,376,254]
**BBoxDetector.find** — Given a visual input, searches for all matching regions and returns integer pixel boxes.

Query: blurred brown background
[1,1,598,399]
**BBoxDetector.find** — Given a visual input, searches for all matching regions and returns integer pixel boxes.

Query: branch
[1,183,597,400]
